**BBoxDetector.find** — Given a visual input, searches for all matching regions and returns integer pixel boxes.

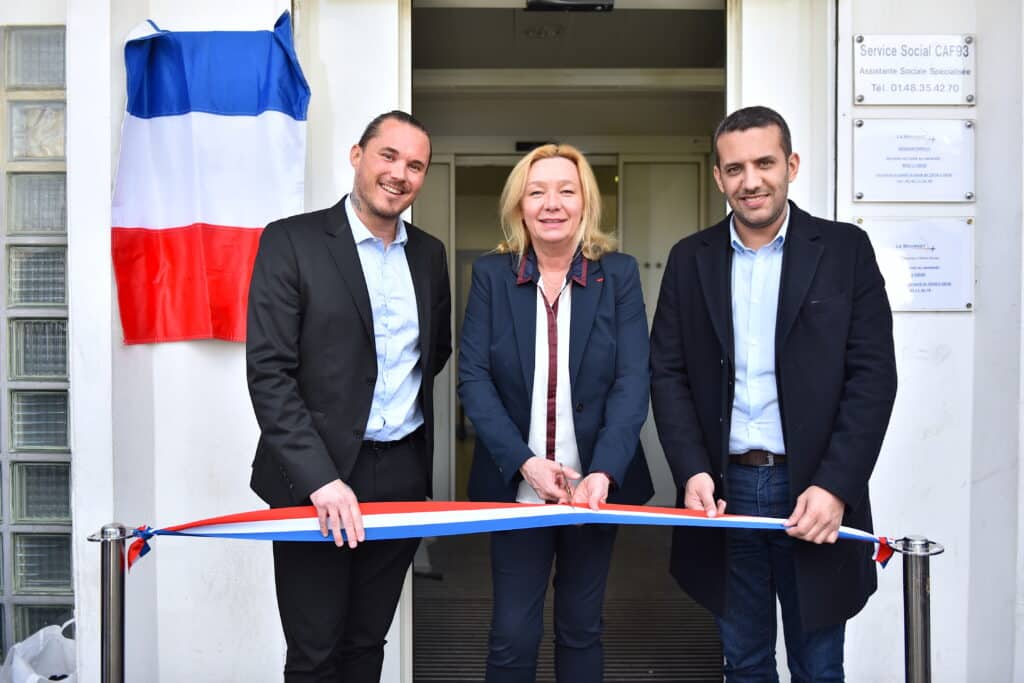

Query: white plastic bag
[0,620,75,683]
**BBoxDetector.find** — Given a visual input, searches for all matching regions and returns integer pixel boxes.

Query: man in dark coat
[650,106,897,680]
[247,110,451,682]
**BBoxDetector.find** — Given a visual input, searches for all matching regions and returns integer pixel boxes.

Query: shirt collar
[729,204,789,254]
[345,195,407,246]
[516,247,589,287]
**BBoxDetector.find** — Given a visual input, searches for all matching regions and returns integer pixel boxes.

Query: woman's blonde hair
[496,143,616,260]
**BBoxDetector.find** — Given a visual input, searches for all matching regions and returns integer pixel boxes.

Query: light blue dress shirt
[345,197,423,441]
[728,209,790,456]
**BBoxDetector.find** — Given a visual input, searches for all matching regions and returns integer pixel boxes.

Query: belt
[729,449,786,466]
[362,426,423,451]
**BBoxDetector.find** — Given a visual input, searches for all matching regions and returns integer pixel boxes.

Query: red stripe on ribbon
[162,501,525,532]
[127,501,898,571]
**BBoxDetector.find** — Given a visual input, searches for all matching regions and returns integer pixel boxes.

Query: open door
[619,154,706,506]
[413,153,457,501]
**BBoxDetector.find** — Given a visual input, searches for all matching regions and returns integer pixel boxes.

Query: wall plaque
[854,34,975,105]
[859,216,973,311]
[853,118,975,202]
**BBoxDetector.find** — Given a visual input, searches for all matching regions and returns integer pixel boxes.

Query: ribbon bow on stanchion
[126,525,156,567]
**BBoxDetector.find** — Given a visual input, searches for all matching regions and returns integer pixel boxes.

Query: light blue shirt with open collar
[345,197,423,441]
[728,207,790,456]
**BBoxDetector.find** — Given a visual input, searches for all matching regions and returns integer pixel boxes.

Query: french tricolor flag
[111,12,309,344]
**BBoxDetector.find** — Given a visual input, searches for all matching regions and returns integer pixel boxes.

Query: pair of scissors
[559,464,575,507]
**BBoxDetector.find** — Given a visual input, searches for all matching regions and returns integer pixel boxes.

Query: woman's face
[520,156,584,254]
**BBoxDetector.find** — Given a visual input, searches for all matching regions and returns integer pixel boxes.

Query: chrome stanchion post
[88,523,129,683]
[891,535,944,683]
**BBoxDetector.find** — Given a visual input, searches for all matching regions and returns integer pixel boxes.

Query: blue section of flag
[124,11,309,120]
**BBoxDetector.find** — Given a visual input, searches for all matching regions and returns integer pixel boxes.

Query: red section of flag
[112,224,262,344]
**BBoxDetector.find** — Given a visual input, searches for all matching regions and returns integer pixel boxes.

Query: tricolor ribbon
[126,501,895,569]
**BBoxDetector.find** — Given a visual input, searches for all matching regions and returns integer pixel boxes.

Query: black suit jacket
[650,201,897,631]
[247,196,452,507]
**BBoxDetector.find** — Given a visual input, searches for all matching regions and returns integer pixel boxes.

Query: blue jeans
[486,524,618,683]
[717,464,845,682]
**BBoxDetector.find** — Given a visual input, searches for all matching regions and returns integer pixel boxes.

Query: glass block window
[13,604,70,642]
[5,28,64,90]
[9,102,64,160]
[8,247,66,305]
[10,319,67,379]
[12,464,69,522]
[13,534,70,594]
[11,391,68,450]
[0,25,69,653]
[7,174,66,233]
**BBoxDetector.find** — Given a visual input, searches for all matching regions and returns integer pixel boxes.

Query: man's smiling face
[349,118,431,222]
[713,124,799,236]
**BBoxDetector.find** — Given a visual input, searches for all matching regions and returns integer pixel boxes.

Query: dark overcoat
[650,201,897,631]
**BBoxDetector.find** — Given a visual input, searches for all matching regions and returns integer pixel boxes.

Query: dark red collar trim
[516,248,589,287]
[516,251,532,285]
[571,257,588,287]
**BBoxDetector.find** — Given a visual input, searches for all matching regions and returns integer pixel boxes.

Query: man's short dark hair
[357,110,431,149]
[713,106,792,164]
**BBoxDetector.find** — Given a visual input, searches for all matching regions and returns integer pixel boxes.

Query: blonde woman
[458,144,654,682]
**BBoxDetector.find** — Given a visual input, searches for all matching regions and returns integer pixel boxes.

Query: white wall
[103,0,414,679]
[726,0,835,217]
[1017,4,1024,679]
[954,3,1019,679]
[104,3,290,681]
[839,3,1021,681]
[64,3,107,683]
[731,1,1023,680]
[295,3,414,679]
[68,0,1024,679]
[71,0,416,679]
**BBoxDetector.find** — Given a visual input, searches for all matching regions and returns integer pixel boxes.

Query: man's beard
[353,183,408,220]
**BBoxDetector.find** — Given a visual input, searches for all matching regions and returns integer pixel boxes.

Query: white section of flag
[112,110,306,230]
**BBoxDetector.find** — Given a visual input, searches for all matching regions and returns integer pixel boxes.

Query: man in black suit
[651,106,897,680]
[247,110,451,682]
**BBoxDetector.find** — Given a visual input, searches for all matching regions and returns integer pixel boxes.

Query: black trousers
[273,432,428,682]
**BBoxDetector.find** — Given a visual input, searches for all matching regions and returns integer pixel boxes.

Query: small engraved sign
[853,119,975,202]
[854,34,975,105]
[859,217,973,311]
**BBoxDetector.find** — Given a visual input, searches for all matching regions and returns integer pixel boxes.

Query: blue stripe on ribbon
[149,511,871,543]
[128,504,892,570]
[124,11,310,120]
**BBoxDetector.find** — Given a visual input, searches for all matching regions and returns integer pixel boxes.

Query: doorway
[410,3,726,680]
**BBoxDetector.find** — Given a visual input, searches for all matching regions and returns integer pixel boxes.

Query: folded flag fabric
[111,11,310,344]
[127,501,895,569]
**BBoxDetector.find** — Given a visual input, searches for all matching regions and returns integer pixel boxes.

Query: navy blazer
[458,250,654,505]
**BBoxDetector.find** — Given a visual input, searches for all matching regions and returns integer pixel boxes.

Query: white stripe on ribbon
[168,504,881,543]
[129,502,895,569]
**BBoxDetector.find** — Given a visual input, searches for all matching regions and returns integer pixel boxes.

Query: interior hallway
[414,524,722,682]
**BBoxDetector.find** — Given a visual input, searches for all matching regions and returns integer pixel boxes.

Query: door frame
[616,153,709,252]
[425,140,710,509]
